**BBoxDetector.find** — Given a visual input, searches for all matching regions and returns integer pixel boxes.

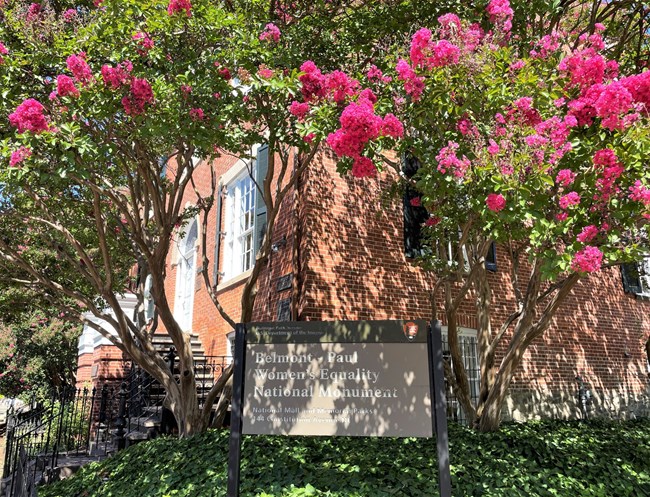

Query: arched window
[174,217,198,331]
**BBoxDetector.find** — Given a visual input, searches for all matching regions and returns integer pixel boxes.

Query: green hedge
[39,419,650,497]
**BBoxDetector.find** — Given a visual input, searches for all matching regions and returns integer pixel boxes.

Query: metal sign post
[428,320,452,496]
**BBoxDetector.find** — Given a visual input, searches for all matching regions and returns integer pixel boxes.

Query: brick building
[77,145,650,422]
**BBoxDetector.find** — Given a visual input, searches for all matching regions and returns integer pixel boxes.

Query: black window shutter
[621,263,642,295]
[486,242,497,272]
[402,153,429,259]
[254,145,269,254]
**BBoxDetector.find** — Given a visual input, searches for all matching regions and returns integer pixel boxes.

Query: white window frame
[222,156,258,283]
[173,216,199,332]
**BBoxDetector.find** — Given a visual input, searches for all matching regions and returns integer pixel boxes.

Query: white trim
[220,157,250,186]
[217,268,253,292]
[174,217,198,331]
[226,331,236,364]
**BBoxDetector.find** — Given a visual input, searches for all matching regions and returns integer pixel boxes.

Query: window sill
[217,269,253,292]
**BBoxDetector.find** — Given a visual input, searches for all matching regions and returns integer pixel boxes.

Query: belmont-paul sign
[227,320,451,496]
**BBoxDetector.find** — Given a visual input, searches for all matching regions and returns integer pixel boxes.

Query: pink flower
[592,148,618,168]
[299,61,327,101]
[509,60,525,71]
[486,0,514,32]
[571,246,603,273]
[367,65,389,82]
[487,139,500,155]
[122,77,154,116]
[555,169,576,187]
[259,23,281,43]
[629,180,650,206]
[289,101,310,120]
[438,13,462,37]
[327,99,383,158]
[9,146,32,167]
[436,141,470,179]
[594,81,634,130]
[576,225,599,243]
[56,74,79,97]
[457,117,478,137]
[189,108,204,121]
[381,113,404,138]
[351,156,377,178]
[425,217,441,227]
[9,99,49,133]
[396,59,425,101]
[559,191,580,209]
[25,3,42,22]
[101,61,132,89]
[410,29,460,69]
[218,67,231,80]
[559,51,607,90]
[168,0,191,16]
[410,197,421,207]
[62,8,77,22]
[555,212,568,221]
[326,70,359,104]
[258,67,273,79]
[486,193,506,212]
[303,133,315,143]
[0,42,8,64]
[133,32,154,51]
[66,53,92,84]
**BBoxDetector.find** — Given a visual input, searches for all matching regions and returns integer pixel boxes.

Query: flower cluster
[259,23,281,43]
[133,32,154,52]
[395,59,425,101]
[101,61,133,90]
[62,8,77,23]
[9,146,32,167]
[559,191,580,209]
[168,0,191,16]
[189,108,204,121]
[576,225,599,243]
[436,141,470,179]
[571,246,603,273]
[289,101,310,121]
[66,53,92,84]
[56,75,79,98]
[486,193,506,212]
[555,169,576,187]
[9,99,49,133]
[629,181,650,206]
[486,0,513,33]
[410,28,461,69]
[25,2,42,22]
[121,78,154,116]
[0,42,7,64]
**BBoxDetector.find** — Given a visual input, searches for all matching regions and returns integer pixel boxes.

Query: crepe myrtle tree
[316,1,650,431]
[0,0,339,435]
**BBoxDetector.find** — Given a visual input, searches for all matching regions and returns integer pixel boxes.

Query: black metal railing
[2,347,232,495]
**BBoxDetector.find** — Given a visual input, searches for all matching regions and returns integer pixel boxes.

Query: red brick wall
[157,145,650,419]
[297,149,650,419]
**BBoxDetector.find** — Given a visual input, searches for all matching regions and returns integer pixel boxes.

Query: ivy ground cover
[39,419,650,497]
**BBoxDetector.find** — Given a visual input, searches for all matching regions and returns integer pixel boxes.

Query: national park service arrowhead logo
[403,321,419,342]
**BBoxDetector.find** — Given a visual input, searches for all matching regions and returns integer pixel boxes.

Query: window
[222,145,268,282]
[441,327,480,425]
[224,173,256,279]
[621,256,650,298]
[174,217,198,331]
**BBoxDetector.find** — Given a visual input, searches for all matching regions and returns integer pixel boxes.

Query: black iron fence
[2,350,232,495]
